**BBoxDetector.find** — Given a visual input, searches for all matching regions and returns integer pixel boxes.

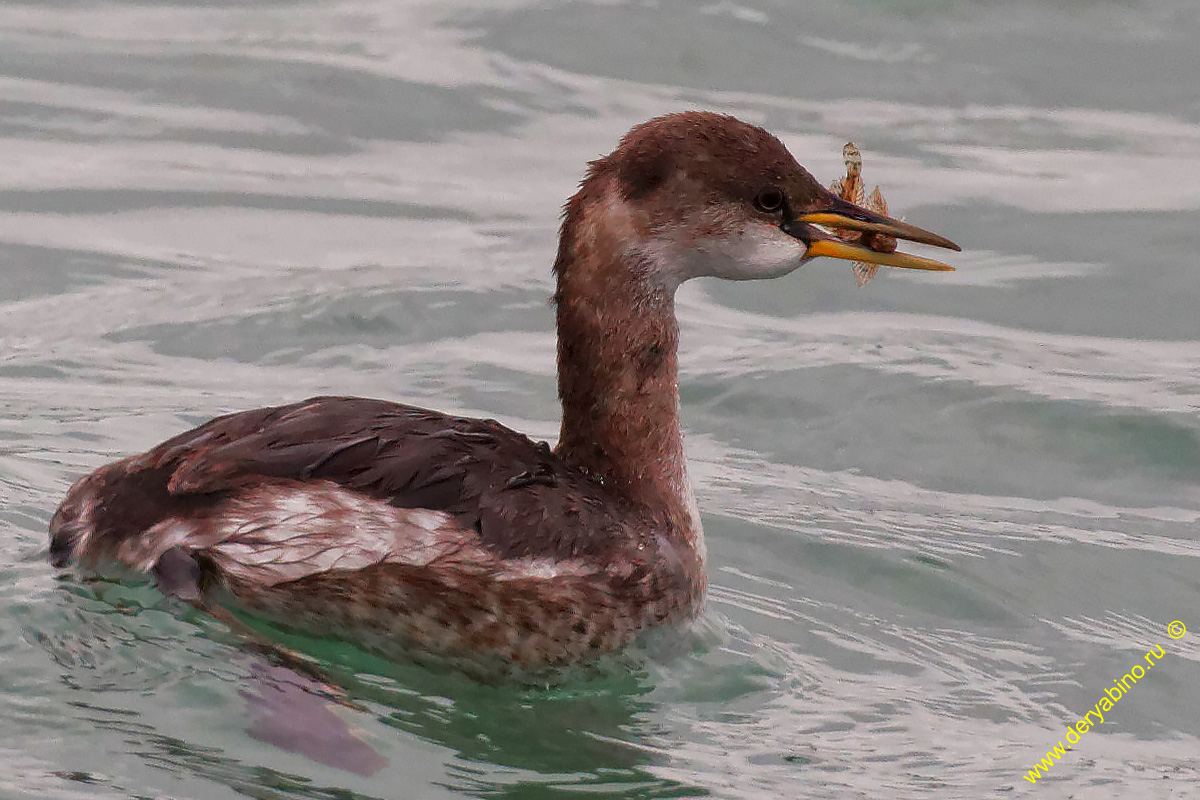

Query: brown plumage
[50,112,959,675]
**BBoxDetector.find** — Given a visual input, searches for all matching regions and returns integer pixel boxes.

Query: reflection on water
[3,0,1200,798]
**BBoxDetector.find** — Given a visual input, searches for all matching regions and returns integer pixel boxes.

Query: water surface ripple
[2,2,1198,798]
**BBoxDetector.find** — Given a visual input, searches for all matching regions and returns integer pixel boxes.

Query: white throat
[640,222,808,289]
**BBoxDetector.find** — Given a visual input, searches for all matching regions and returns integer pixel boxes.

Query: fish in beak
[783,194,961,273]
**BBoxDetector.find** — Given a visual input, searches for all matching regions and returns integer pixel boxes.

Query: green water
[1,1,1198,798]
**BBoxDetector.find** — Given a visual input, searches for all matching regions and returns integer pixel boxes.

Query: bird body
[50,112,958,673]
[51,397,694,671]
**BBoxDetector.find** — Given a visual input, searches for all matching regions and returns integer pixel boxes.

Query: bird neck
[551,177,701,549]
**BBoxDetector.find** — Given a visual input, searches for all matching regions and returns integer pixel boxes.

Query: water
[2,1,1199,797]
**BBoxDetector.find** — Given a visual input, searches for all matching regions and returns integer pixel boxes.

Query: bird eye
[754,187,785,213]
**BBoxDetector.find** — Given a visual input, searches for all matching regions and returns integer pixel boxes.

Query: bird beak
[785,196,961,272]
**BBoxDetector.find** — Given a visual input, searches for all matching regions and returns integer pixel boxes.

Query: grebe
[49,112,959,672]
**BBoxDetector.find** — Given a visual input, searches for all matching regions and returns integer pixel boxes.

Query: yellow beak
[803,237,956,272]
[789,197,960,272]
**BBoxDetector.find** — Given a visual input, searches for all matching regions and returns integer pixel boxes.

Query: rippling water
[2,2,1199,798]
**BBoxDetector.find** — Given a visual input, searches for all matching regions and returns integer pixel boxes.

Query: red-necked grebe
[50,112,959,672]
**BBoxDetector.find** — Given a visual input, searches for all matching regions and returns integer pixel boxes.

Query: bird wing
[53,397,640,578]
[151,396,636,560]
